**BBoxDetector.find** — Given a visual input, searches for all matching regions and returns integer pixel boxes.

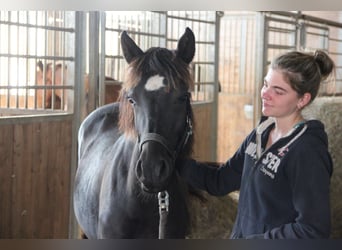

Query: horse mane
[118,47,195,157]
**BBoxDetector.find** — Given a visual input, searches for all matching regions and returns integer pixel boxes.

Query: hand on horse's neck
[267,114,304,148]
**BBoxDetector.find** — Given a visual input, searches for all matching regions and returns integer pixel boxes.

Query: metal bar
[69,11,86,239]
[104,55,123,60]
[266,11,342,29]
[263,16,297,26]
[88,11,100,110]
[51,11,56,110]
[191,61,215,65]
[25,11,29,109]
[166,13,216,25]
[329,52,342,56]
[99,11,106,106]
[7,12,11,108]
[0,54,74,61]
[105,27,164,38]
[329,37,342,42]
[60,11,66,110]
[303,23,329,31]
[267,44,296,50]
[15,12,19,108]
[254,12,266,126]
[306,31,329,38]
[210,11,221,162]
[0,20,75,33]
[0,112,73,124]
[268,26,296,33]
[34,12,38,109]
[0,85,74,89]
[0,16,2,107]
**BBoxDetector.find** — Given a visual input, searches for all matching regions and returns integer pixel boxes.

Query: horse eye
[127,97,136,105]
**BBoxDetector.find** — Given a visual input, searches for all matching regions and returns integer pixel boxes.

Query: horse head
[36,61,67,109]
[119,28,195,193]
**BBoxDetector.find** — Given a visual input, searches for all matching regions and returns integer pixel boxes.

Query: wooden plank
[47,121,58,237]
[11,123,26,237]
[29,121,45,238]
[0,125,14,238]
[36,121,50,237]
[53,120,72,237]
[21,123,34,237]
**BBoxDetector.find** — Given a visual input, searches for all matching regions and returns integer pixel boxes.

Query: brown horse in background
[36,61,65,109]
[36,61,121,110]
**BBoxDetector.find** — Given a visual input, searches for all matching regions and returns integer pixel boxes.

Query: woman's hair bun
[313,50,335,80]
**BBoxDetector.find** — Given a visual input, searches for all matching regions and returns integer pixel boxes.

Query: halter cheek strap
[174,115,193,156]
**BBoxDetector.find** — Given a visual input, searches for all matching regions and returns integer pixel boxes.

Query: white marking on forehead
[144,75,166,91]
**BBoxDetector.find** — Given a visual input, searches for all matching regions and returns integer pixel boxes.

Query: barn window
[0,11,75,117]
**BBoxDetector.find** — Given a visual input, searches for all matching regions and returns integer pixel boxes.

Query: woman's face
[261,68,302,118]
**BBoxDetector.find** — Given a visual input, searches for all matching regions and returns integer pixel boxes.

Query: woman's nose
[261,86,270,100]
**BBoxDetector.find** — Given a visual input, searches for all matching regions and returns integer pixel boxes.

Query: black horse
[73,28,196,239]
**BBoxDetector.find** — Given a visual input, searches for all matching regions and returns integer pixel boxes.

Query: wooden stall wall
[217,94,254,162]
[0,116,73,238]
[191,103,216,162]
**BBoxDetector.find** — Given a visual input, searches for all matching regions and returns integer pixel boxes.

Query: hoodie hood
[255,117,329,161]
[304,119,329,146]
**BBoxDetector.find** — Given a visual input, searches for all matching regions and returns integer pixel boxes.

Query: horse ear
[120,31,144,64]
[176,27,195,64]
[37,60,43,72]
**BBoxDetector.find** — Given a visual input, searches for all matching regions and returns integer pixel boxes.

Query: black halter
[136,94,192,239]
[138,116,192,159]
[137,95,193,161]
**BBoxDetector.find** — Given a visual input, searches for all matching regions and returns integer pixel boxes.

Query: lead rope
[158,191,169,239]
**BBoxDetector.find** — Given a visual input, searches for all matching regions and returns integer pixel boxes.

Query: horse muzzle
[135,134,175,193]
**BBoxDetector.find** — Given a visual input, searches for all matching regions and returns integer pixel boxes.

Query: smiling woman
[178,49,336,239]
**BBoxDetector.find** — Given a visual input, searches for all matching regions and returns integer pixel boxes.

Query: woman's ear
[298,93,311,109]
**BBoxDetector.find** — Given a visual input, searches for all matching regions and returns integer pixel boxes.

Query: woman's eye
[275,91,285,95]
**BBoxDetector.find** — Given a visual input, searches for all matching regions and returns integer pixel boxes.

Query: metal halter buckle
[158,191,169,213]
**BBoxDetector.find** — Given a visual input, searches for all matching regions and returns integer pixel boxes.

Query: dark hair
[271,50,335,102]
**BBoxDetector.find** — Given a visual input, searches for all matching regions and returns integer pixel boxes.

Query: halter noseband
[138,113,193,160]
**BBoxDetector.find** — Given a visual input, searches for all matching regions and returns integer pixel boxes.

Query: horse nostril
[136,160,143,178]
[155,160,168,178]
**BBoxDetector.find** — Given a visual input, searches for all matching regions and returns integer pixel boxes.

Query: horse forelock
[133,48,192,89]
[118,46,195,147]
